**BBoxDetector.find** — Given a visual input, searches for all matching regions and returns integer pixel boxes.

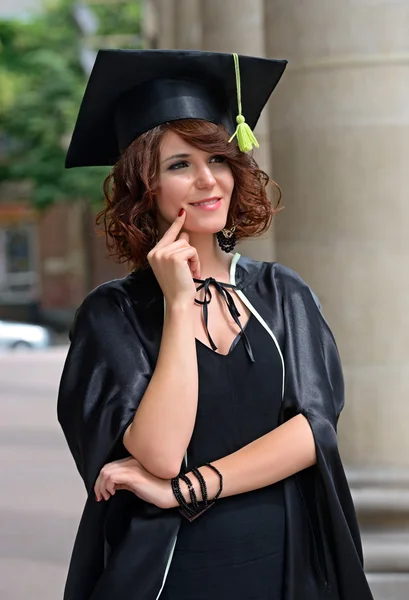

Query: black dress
[161,313,286,600]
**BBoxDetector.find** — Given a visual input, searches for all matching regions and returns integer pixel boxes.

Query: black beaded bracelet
[171,475,195,518]
[171,466,221,522]
[170,476,185,509]
[203,462,223,500]
[178,472,201,513]
[191,467,208,508]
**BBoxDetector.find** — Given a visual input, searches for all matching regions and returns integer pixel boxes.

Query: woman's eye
[168,161,188,171]
[210,155,226,164]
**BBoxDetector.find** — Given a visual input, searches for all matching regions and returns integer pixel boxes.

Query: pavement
[0,348,85,600]
[2,348,409,600]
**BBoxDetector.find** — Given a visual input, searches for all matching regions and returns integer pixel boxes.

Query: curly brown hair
[96,119,282,269]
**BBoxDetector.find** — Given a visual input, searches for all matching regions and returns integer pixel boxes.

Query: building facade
[144,1,409,599]
[0,182,126,327]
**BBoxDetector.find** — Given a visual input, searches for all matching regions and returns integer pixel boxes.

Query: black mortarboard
[65,49,287,168]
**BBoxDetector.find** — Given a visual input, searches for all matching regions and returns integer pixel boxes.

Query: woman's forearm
[124,303,197,479]
[175,414,316,505]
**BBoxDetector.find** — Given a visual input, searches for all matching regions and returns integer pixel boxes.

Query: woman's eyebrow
[161,153,190,164]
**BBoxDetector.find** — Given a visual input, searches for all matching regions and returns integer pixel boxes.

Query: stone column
[174,0,202,49]
[155,0,176,48]
[201,0,276,261]
[265,1,409,596]
[152,0,202,50]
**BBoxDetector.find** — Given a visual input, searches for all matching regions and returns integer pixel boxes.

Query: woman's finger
[178,231,190,244]
[189,254,201,280]
[105,476,116,496]
[156,238,190,259]
[94,473,102,501]
[153,210,186,250]
[101,465,140,500]
[95,461,133,501]
[167,231,200,278]
[170,246,201,280]
[98,468,113,501]
[114,483,132,492]
[100,478,111,501]
[95,471,111,501]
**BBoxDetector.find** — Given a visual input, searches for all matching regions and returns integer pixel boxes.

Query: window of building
[0,223,38,303]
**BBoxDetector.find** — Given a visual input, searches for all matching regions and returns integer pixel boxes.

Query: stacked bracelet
[179,472,201,513]
[171,476,195,519]
[171,463,223,522]
[203,462,223,500]
[191,467,208,508]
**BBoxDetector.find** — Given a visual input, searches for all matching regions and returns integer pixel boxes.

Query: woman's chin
[184,215,228,236]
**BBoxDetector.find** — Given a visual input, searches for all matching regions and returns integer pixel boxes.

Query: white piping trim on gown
[230,252,285,399]
[155,534,178,600]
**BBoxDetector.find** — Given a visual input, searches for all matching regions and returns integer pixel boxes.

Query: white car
[0,319,51,350]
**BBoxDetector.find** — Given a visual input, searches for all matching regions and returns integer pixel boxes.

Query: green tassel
[228,53,259,153]
[229,114,260,153]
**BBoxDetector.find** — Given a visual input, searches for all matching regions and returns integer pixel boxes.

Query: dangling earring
[217,225,237,253]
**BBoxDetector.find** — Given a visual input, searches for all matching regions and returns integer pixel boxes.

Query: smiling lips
[189,197,222,210]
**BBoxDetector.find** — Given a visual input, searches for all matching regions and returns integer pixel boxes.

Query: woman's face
[155,130,235,236]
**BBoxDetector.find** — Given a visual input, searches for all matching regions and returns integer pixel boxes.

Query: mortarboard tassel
[228,53,260,153]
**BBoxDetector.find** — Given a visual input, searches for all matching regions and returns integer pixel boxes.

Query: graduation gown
[57,253,374,600]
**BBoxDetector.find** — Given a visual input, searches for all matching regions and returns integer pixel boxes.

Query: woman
[58,49,374,600]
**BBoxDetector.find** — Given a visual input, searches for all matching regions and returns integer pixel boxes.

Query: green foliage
[0,0,142,209]
[91,2,142,37]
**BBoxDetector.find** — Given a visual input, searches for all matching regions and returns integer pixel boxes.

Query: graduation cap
[65,49,287,168]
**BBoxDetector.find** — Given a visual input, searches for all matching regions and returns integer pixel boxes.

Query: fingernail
[178,208,185,217]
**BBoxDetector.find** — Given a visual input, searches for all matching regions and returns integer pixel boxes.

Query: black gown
[58,257,375,600]
[161,314,285,600]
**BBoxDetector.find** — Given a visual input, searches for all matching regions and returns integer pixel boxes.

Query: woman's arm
[174,413,316,505]
[123,211,200,480]
[123,303,197,480]
[95,413,316,505]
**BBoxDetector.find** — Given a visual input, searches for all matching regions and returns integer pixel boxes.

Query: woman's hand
[94,456,174,509]
[147,210,201,308]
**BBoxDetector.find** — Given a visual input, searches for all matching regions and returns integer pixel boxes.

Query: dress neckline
[195,313,253,358]
[193,272,255,363]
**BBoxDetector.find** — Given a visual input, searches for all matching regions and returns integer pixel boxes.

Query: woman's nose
[195,165,217,188]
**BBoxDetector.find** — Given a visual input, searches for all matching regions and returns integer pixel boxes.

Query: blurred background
[1,1,408,599]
